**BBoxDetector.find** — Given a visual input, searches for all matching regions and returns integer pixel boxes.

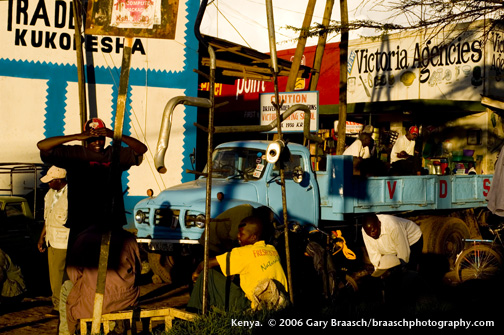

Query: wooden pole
[72,0,87,130]
[285,0,317,92]
[336,0,348,155]
[91,37,133,334]
[309,0,335,91]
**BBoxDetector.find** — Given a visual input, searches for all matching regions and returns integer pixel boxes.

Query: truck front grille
[154,208,180,229]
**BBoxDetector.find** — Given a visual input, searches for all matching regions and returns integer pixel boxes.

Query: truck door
[266,151,319,226]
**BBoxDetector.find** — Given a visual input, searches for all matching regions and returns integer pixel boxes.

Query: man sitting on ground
[188,215,288,311]
[59,224,141,335]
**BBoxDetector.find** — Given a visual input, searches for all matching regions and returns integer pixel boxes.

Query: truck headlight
[135,210,147,224]
[195,214,206,228]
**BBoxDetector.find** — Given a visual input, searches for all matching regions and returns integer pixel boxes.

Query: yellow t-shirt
[216,241,287,307]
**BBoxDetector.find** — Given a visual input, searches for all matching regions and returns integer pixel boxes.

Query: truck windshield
[203,147,267,179]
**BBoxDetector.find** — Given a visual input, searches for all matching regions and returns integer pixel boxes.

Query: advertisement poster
[110,0,162,29]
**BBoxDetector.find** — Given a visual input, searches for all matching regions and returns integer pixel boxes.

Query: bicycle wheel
[455,244,503,282]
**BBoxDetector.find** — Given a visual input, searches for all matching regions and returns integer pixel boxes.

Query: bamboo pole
[285,0,317,92]
[309,0,335,91]
[91,37,133,334]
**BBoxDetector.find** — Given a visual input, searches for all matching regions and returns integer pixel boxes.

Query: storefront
[199,20,504,175]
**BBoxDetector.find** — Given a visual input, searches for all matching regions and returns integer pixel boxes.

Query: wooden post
[91,37,134,334]
[336,0,349,155]
[309,0,335,91]
[72,0,87,131]
[285,0,317,92]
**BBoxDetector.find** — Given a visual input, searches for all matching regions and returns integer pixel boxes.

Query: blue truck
[133,138,493,282]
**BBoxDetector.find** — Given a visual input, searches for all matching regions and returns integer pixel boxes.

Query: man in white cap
[390,125,420,175]
[38,166,69,317]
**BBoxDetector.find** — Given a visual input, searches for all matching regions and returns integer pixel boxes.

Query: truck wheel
[420,217,469,268]
[148,252,174,284]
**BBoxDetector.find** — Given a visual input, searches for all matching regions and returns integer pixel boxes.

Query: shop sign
[260,91,319,133]
[347,22,491,103]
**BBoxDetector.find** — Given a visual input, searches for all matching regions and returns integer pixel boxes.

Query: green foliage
[163,308,276,335]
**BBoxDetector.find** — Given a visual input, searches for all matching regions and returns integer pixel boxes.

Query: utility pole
[336,0,348,155]
[310,0,335,91]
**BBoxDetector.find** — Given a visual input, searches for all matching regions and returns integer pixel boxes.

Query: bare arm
[192,257,219,282]
[38,225,47,253]
[37,133,88,151]
[38,127,147,155]
[118,133,148,155]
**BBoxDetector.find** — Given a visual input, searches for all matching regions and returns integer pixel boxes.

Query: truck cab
[133,141,320,242]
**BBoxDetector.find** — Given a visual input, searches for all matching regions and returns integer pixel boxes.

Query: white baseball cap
[40,166,67,183]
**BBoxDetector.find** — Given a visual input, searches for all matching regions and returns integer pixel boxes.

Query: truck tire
[420,217,470,268]
[148,252,174,284]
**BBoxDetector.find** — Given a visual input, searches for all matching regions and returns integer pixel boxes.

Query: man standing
[37,166,69,317]
[37,118,147,248]
[361,213,423,274]
[390,126,419,175]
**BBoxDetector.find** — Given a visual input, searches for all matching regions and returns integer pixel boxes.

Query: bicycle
[300,224,360,299]
[454,221,504,283]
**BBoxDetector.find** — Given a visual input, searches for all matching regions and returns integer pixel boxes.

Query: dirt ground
[0,282,191,335]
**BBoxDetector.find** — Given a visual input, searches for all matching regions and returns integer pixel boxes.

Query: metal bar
[154,97,212,173]
[266,0,294,304]
[202,44,216,315]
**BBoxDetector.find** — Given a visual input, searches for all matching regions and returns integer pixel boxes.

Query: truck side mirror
[293,166,304,184]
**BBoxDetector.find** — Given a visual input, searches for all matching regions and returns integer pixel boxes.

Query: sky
[199,0,394,53]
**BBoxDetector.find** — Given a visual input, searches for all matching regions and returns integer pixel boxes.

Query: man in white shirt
[343,132,372,175]
[361,213,423,275]
[37,166,69,317]
[390,126,419,175]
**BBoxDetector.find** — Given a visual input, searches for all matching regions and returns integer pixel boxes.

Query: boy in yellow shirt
[188,215,288,311]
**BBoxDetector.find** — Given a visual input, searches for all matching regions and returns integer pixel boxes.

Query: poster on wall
[86,0,179,39]
[110,0,162,29]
